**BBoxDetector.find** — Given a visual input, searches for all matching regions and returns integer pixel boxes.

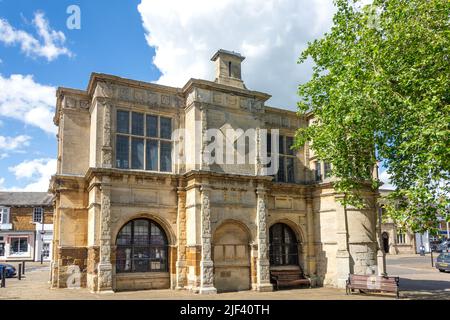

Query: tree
[295,0,449,233]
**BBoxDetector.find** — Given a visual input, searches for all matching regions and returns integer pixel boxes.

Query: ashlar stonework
[49,49,381,293]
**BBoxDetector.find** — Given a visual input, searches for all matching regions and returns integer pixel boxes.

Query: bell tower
[211,49,246,89]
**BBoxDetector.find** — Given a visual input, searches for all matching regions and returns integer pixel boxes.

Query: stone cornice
[182,78,271,102]
[86,72,182,97]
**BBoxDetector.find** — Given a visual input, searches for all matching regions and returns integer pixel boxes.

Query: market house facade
[50,49,381,293]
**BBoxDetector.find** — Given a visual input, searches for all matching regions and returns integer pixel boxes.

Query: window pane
[20,239,28,252]
[131,138,144,169]
[279,135,285,154]
[132,112,144,136]
[146,140,158,171]
[146,115,158,137]
[116,136,129,169]
[286,157,295,183]
[160,141,172,172]
[286,136,294,155]
[266,133,272,154]
[276,156,285,182]
[315,161,322,181]
[134,220,149,245]
[117,111,129,134]
[117,224,132,245]
[160,117,172,139]
[324,162,332,177]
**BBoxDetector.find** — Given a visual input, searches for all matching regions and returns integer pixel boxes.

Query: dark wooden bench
[270,270,311,290]
[346,274,400,298]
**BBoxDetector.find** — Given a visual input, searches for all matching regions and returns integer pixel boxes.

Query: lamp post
[39,214,45,264]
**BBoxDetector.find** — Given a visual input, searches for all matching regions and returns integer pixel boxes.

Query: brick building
[50,49,381,293]
[0,192,54,262]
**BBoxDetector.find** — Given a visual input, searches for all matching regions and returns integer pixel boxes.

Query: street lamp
[39,214,45,264]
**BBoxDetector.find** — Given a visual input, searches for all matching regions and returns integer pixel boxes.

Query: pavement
[0,254,449,300]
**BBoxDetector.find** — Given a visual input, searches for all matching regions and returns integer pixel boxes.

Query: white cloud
[137,0,336,109]
[0,11,72,61]
[0,74,57,134]
[0,134,31,151]
[379,169,396,190]
[6,158,56,191]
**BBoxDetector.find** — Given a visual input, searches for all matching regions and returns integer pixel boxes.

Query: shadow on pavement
[399,278,450,300]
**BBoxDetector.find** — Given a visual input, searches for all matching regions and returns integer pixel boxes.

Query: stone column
[198,185,217,294]
[306,195,317,285]
[255,185,273,292]
[176,186,187,290]
[335,195,351,289]
[97,177,113,292]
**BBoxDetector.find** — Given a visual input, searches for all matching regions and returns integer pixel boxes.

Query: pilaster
[198,184,217,294]
[176,185,187,289]
[97,176,113,292]
[255,184,273,292]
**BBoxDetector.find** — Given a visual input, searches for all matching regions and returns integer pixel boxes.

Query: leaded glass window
[115,110,172,172]
[116,219,168,273]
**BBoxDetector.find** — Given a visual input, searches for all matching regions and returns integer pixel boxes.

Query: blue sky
[0,0,392,191]
[0,0,161,190]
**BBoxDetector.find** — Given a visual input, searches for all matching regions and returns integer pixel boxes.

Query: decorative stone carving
[97,183,113,292]
[176,188,187,289]
[199,186,216,294]
[255,185,272,291]
[101,103,112,168]
[118,87,131,101]
[97,81,114,98]
[161,95,170,105]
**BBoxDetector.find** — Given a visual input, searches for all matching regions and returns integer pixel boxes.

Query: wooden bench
[346,274,400,298]
[270,270,311,290]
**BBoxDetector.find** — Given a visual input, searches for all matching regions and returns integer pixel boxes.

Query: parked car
[436,253,450,272]
[0,263,17,278]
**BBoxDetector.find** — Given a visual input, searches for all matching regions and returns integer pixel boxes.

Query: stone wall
[10,206,53,231]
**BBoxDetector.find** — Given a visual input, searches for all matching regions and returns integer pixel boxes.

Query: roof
[0,192,54,207]
[210,49,245,62]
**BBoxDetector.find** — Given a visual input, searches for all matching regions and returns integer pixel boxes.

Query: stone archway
[212,221,251,292]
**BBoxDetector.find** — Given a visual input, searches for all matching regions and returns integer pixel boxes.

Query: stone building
[379,189,417,255]
[50,49,380,293]
[0,192,54,262]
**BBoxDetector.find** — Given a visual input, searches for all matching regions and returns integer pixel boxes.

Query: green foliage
[296,0,450,232]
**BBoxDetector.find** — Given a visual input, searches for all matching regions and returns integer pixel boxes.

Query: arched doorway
[382,232,390,253]
[269,223,299,266]
[115,218,169,273]
[212,222,251,292]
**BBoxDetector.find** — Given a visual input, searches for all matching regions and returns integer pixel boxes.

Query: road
[386,254,450,299]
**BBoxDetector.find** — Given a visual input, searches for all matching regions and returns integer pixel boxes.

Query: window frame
[115,110,173,173]
[33,207,44,223]
[115,219,169,273]
[269,134,296,183]
[396,232,406,244]
[0,207,10,224]
[9,237,29,255]
[269,223,299,266]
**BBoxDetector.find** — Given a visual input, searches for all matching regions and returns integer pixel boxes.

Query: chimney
[211,49,246,89]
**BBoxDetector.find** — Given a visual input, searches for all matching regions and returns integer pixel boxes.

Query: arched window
[269,223,299,266]
[116,219,168,273]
